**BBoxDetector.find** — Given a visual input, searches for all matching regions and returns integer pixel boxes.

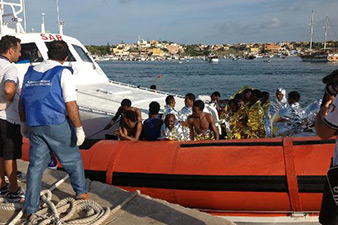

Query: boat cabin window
[44,42,76,62]
[72,44,94,63]
[17,43,43,64]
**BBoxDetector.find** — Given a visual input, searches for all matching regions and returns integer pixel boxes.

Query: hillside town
[86,37,338,61]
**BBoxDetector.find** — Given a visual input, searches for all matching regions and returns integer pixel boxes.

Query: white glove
[20,122,29,138]
[75,126,85,146]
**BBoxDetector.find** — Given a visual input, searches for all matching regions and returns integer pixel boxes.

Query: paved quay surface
[0,160,235,225]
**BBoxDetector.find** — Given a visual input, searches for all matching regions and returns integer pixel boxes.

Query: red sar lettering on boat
[40,33,63,41]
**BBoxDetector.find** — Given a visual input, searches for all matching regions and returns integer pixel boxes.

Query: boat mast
[309,10,314,51]
[22,0,26,32]
[323,16,329,49]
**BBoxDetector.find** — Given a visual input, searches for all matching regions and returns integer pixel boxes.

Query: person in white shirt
[178,93,195,141]
[162,95,178,119]
[160,114,184,141]
[0,35,25,203]
[315,69,338,225]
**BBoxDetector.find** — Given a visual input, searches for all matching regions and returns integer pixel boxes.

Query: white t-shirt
[324,96,338,166]
[33,60,77,103]
[0,57,20,124]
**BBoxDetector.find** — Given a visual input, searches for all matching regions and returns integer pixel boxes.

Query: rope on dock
[2,174,141,225]
[27,191,111,225]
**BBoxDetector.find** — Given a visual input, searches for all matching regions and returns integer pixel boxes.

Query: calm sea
[98,57,338,106]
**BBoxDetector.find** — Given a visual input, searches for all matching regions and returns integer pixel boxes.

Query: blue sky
[19,0,338,45]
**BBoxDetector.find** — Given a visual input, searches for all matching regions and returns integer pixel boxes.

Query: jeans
[24,119,88,214]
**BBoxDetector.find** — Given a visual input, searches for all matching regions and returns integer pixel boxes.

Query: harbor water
[99,57,338,106]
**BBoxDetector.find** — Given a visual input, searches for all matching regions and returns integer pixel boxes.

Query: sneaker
[48,154,58,170]
[0,183,9,197]
[76,192,90,200]
[7,187,25,203]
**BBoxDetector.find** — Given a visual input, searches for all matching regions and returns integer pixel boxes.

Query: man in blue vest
[19,40,88,216]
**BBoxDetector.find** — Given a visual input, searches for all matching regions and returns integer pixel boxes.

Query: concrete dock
[0,160,235,225]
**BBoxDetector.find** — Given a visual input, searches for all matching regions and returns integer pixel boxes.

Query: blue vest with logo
[21,65,73,127]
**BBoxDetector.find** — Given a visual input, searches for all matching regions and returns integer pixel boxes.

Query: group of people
[0,36,88,220]
[222,87,316,139]
[104,93,220,141]
[106,86,316,142]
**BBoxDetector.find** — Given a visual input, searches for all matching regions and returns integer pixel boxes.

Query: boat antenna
[56,0,64,35]
[41,13,45,33]
[309,10,314,51]
[323,15,329,49]
[22,0,26,32]
[0,0,3,34]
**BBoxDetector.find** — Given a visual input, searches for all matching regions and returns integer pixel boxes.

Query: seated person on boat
[261,91,272,137]
[116,110,142,141]
[105,98,141,129]
[188,100,219,141]
[272,91,307,137]
[177,93,195,141]
[143,101,163,141]
[227,99,248,139]
[269,88,288,117]
[160,114,184,141]
[246,89,266,139]
[162,95,178,120]
[209,91,223,116]
[242,88,252,105]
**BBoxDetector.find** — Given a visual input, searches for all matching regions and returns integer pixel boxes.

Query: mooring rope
[27,190,111,225]
[0,174,140,225]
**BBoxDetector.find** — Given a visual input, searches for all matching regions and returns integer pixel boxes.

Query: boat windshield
[44,42,76,62]
[17,43,43,64]
[72,44,94,63]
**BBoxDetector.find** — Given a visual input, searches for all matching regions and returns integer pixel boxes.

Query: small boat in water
[207,54,219,63]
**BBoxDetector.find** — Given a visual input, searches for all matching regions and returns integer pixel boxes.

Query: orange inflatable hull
[22,136,335,217]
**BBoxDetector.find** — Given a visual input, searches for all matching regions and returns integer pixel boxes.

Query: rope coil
[26,190,111,225]
[1,174,140,225]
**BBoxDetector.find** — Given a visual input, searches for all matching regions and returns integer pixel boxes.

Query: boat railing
[78,105,115,116]
[0,0,25,34]
[76,89,122,104]
[108,80,184,98]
